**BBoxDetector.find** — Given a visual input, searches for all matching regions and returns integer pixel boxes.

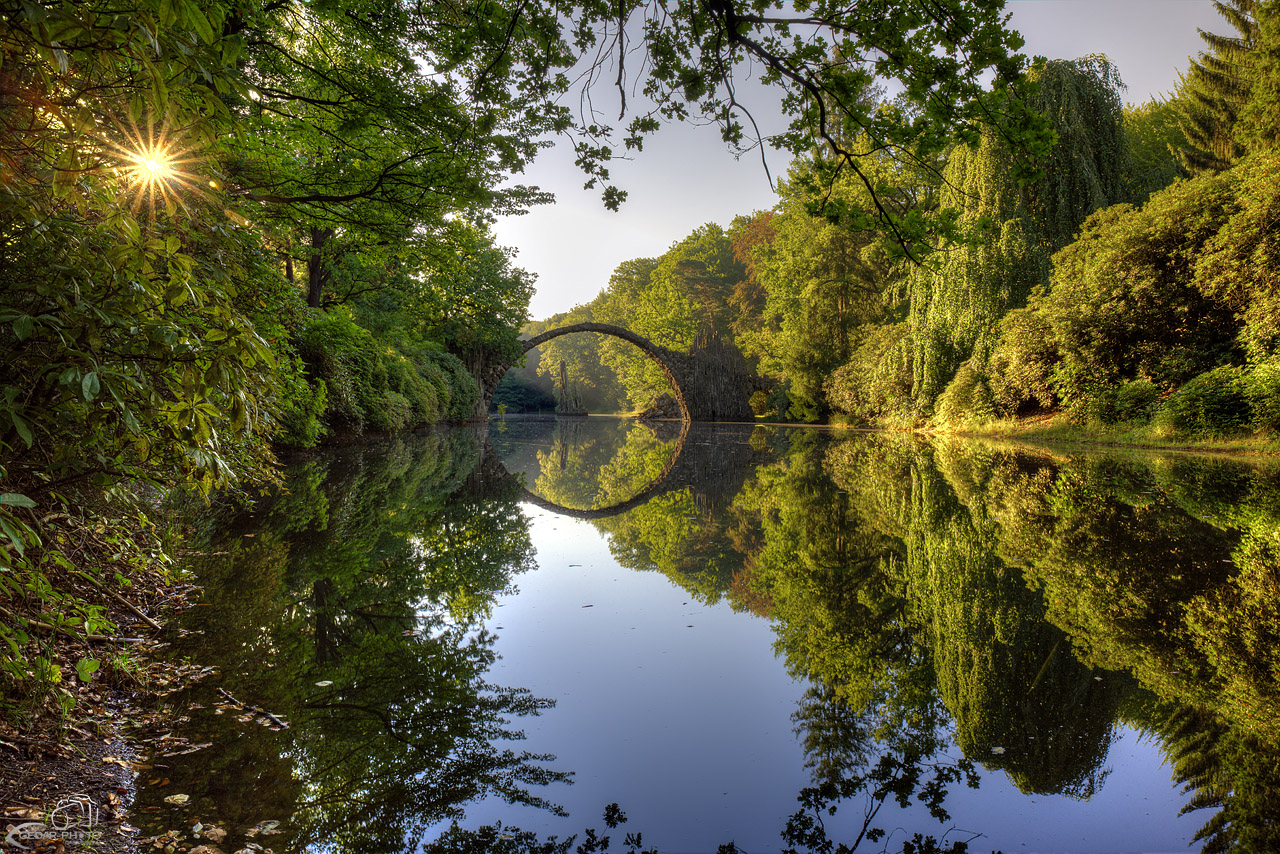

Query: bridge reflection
[480,419,763,520]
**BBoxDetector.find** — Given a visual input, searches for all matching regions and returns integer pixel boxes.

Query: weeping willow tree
[909,56,1128,416]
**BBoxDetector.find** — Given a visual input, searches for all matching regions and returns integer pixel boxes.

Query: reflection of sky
[446,509,1196,854]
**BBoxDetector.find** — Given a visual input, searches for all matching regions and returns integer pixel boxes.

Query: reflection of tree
[737,433,911,707]
[904,444,1126,798]
[824,438,1280,852]
[145,432,567,854]
[531,420,675,511]
[785,684,978,854]
[1160,706,1280,854]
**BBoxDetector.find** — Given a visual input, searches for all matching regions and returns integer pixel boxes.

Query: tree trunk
[306,226,335,309]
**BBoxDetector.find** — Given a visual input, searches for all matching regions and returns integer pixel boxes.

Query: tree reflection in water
[149,422,1280,854]
[139,430,569,854]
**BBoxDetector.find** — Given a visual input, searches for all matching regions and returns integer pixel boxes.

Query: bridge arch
[512,420,691,520]
[488,322,691,421]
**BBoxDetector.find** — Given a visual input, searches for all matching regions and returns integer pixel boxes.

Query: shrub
[297,313,481,436]
[1110,379,1161,424]
[1158,366,1252,436]
[987,308,1060,416]
[297,314,378,436]
[1244,358,1280,432]
[273,356,329,447]
[825,323,914,424]
[1039,181,1242,406]
[378,390,414,432]
[935,361,996,425]
[424,350,481,421]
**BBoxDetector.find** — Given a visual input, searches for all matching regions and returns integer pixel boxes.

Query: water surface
[134,419,1280,854]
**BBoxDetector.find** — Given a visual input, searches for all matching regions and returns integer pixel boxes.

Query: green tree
[1124,97,1190,200]
[746,162,905,420]
[575,0,1051,258]
[527,303,630,413]
[224,0,570,310]
[910,57,1128,416]
[1175,0,1261,173]
[1238,0,1280,150]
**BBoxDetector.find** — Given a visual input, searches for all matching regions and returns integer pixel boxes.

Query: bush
[378,390,414,432]
[273,356,329,447]
[1244,358,1280,432]
[297,313,481,437]
[1110,379,1161,424]
[825,323,914,424]
[424,350,481,422]
[1158,366,1252,436]
[987,308,1059,416]
[1074,378,1162,425]
[297,313,378,436]
[1038,182,1241,406]
[935,361,996,425]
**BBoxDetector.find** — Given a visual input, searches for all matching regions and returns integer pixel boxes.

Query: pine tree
[1237,0,1280,151]
[1175,0,1261,173]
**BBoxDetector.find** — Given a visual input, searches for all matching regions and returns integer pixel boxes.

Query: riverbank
[921,413,1280,457]
[0,506,215,853]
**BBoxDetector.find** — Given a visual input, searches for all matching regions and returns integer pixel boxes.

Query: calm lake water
[133,418,1280,854]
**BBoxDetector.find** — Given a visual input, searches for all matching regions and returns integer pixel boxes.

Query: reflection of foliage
[486,421,1280,852]
[530,420,675,511]
[738,433,911,708]
[596,491,746,605]
[824,438,1280,851]
[785,685,978,854]
[906,445,1125,798]
[154,432,565,854]
[1162,706,1280,854]
[424,804,655,854]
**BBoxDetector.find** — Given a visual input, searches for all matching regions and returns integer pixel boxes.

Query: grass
[930,412,1280,457]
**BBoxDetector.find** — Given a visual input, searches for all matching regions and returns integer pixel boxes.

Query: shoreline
[495,408,1280,458]
[5,414,1276,852]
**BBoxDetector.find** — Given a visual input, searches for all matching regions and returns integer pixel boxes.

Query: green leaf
[11,412,33,448]
[75,658,101,682]
[0,493,36,508]
[185,2,216,44]
[82,372,101,401]
[0,517,27,556]
[12,316,33,341]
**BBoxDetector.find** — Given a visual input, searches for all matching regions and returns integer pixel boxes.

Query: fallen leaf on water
[163,794,190,806]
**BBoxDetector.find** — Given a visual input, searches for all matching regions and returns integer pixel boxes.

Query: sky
[493,0,1226,320]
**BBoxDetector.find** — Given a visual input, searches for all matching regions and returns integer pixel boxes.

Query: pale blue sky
[494,1,1224,319]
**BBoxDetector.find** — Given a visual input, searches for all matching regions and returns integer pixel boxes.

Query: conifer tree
[1237,0,1280,151]
[1175,0,1261,173]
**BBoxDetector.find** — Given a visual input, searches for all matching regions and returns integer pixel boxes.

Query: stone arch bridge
[479,322,755,422]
